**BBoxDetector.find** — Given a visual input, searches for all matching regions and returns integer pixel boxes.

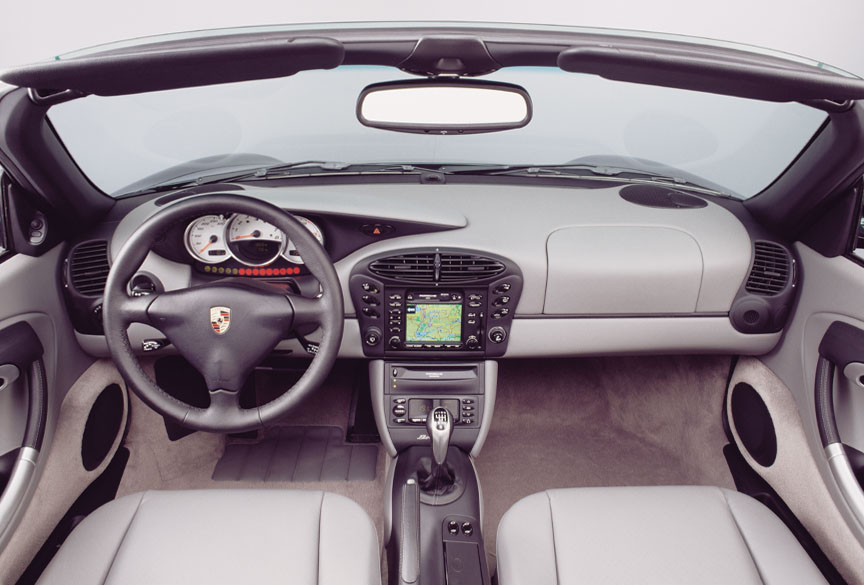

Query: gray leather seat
[37,489,380,585]
[497,486,827,585]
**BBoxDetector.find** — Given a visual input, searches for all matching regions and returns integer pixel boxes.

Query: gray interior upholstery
[36,489,381,585]
[496,486,828,585]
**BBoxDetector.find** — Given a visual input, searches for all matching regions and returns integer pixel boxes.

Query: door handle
[843,362,864,388]
[0,364,21,393]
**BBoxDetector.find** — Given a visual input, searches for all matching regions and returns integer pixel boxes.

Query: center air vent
[69,240,110,296]
[369,252,505,283]
[745,242,790,295]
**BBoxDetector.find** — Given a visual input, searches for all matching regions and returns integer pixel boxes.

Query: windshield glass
[48,65,827,198]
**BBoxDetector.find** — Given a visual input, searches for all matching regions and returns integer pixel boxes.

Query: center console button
[360,282,379,293]
[493,296,511,306]
[393,405,407,417]
[461,522,474,536]
[361,306,379,317]
[448,521,460,534]
[494,282,512,293]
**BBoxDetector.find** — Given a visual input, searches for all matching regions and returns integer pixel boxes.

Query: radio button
[388,294,403,301]
[393,405,407,417]
[389,336,401,350]
[468,294,483,301]
[465,335,480,350]
[468,301,482,308]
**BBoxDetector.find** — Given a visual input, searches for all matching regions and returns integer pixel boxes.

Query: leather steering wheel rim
[102,194,344,433]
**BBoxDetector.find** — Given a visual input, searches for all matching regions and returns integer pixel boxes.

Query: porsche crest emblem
[210,306,231,335]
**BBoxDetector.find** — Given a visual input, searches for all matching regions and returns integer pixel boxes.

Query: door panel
[0,246,95,554]
[755,243,864,566]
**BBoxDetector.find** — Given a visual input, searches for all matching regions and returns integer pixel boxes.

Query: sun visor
[0,37,345,98]
[558,46,864,105]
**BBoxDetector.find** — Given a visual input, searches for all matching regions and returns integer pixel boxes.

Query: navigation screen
[405,303,462,342]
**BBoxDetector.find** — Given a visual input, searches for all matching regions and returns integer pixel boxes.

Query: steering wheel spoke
[286,293,327,330]
[117,293,158,326]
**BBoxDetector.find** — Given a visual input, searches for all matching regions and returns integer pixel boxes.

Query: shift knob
[427,407,453,466]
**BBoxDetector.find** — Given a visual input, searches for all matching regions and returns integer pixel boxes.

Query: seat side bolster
[495,491,558,585]
[722,489,829,585]
[35,492,145,585]
[318,492,381,585]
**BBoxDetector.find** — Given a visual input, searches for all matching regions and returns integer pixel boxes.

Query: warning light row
[203,265,302,277]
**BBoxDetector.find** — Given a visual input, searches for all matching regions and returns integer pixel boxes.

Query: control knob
[388,336,401,350]
[364,327,382,346]
[488,326,507,344]
[466,335,480,350]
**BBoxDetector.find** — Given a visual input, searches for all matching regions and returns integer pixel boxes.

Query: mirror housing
[357,79,532,134]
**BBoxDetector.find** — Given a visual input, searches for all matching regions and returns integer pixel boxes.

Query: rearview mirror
[357,80,532,134]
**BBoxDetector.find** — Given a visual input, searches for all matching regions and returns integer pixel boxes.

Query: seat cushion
[496,486,827,585]
[37,489,380,585]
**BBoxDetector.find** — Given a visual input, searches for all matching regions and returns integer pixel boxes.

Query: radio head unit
[349,248,522,358]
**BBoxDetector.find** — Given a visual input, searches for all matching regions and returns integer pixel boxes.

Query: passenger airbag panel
[545,226,702,314]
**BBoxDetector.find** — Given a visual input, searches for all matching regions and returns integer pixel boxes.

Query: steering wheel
[102,194,344,433]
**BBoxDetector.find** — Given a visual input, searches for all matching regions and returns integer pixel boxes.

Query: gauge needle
[198,235,218,253]
[233,234,257,240]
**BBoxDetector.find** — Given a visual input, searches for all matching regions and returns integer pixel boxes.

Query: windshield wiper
[124,162,453,196]
[442,163,731,196]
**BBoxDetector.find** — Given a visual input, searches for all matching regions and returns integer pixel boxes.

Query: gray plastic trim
[0,365,20,393]
[470,361,498,458]
[370,360,397,457]
[0,446,38,551]
[825,442,864,540]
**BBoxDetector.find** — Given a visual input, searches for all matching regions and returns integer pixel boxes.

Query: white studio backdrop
[0,0,863,76]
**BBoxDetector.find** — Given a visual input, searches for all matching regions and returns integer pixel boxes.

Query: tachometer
[184,215,230,263]
[227,214,284,266]
[282,216,324,264]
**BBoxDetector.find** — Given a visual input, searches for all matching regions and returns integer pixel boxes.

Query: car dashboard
[62,180,796,359]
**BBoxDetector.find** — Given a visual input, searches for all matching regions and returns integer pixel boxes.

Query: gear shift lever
[418,406,458,497]
[427,407,453,466]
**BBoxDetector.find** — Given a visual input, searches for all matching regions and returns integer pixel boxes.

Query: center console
[354,249,517,585]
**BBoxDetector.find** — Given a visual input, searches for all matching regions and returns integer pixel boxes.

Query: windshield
[48,65,827,198]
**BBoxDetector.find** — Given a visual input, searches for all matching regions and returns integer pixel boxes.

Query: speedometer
[184,215,230,263]
[227,214,284,266]
[282,216,324,264]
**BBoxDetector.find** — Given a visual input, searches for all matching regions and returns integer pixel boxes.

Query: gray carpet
[213,426,379,482]
[475,355,735,566]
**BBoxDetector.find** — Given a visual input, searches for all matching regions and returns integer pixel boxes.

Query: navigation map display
[405,303,462,342]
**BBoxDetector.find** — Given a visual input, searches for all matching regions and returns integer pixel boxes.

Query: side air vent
[369,252,505,283]
[745,242,790,295]
[69,240,110,296]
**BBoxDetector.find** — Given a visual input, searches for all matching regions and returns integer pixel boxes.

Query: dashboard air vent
[745,242,790,295]
[439,254,505,282]
[69,240,110,296]
[370,253,436,282]
[369,252,505,283]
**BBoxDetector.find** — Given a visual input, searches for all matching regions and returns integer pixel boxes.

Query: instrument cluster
[183,213,324,275]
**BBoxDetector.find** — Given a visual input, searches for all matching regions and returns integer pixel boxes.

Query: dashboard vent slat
[370,252,504,283]
[745,242,790,295]
[69,240,110,296]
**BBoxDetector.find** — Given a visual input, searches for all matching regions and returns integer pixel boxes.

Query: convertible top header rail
[1,37,345,98]
[2,25,863,109]
[558,47,864,107]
